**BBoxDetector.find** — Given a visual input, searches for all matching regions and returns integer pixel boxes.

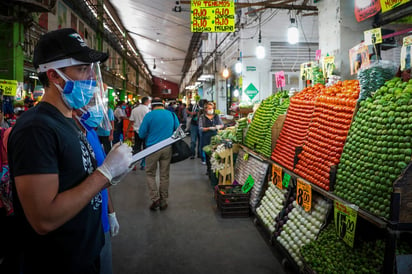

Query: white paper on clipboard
[129,125,186,167]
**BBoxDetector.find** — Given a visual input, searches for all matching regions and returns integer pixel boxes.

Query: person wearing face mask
[74,106,119,274]
[199,102,224,177]
[113,101,127,144]
[5,28,132,274]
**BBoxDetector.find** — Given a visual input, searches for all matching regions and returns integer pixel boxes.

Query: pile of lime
[301,224,384,274]
[235,118,248,144]
[245,91,289,152]
[257,97,290,158]
[335,77,412,219]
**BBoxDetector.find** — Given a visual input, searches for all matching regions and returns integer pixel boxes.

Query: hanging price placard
[242,175,255,193]
[296,178,312,212]
[0,79,17,96]
[272,164,282,189]
[282,173,291,188]
[334,200,358,248]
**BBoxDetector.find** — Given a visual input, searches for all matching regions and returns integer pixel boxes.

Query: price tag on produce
[242,175,254,193]
[296,178,312,212]
[272,164,282,190]
[282,173,291,188]
[334,200,358,248]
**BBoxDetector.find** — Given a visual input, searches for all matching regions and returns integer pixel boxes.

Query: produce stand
[240,144,412,272]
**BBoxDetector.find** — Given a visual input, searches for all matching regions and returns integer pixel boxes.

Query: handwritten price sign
[272,164,282,190]
[0,79,17,96]
[296,178,312,212]
[334,200,358,248]
[242,175,255,193]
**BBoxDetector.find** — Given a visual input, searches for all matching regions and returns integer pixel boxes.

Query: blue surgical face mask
[80,105,104,128]
[121,105,126,109]
[54,69,97,109]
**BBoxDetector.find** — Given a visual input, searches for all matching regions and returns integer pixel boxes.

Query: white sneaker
[201,161,206,165]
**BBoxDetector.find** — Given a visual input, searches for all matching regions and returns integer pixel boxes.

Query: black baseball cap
[151,98,164,107]
[33,28,108,72]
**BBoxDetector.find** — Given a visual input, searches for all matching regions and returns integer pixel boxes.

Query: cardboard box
[271,114,286,152]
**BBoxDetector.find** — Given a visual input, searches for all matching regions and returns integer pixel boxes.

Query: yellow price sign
[296,178,312,212]
[191,0,235,32]
[380,0,410,13]
[272,164,282,190]
[0,79,17,96]
[364,28,382,45]
[334,200,358,248]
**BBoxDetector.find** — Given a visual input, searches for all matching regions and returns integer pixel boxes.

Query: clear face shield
[54,62,112,131]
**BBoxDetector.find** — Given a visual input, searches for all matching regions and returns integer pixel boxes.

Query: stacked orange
[294,80,360,191]
[271,84,323,170]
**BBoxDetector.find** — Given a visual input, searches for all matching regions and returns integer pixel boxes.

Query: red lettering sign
[354,0,381,22]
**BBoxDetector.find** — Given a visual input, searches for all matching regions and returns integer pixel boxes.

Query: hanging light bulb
[235,48,242,73]
[233,89,239,97]
[256,16,265,59]
[288,18,299,45]
[222,66,229,78]
[235,58,242,74]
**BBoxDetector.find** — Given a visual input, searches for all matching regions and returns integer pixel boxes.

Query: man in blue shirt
[139,98,179,210]
[97,105,115,154]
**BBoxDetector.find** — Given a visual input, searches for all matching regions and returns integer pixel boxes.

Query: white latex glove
[108,212,120,237]
[209,126,216,131]
[216,124,224,130]
[97,143,133,185]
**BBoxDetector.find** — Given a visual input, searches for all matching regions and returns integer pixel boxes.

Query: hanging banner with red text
[380,0,411,13]
[354,0,381,22]
[191,1,235,32]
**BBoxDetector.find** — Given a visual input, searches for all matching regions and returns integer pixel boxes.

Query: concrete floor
[109,139,287,274]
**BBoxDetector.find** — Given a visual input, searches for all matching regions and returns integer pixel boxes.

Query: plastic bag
[358,60,398,100]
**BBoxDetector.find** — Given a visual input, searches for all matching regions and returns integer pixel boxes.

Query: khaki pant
[145,146,172,202]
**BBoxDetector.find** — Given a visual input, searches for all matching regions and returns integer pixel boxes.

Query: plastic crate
[216,185,250,218]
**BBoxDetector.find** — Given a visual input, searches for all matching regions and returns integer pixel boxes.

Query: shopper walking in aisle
[113,101,127,144]
[127,96,151,170]
[6,28,132,274]
[139,98,179,210]
[74,108,120,274]
[199,102,223,176]
[187,101,202,160]
[97,102,115,154]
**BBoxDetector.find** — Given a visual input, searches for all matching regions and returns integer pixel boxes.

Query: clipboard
[129,125,186,167]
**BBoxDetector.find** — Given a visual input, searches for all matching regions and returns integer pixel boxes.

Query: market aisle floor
[110,138,287,274]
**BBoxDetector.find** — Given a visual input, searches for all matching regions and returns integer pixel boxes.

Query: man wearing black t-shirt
[6,28,132,274]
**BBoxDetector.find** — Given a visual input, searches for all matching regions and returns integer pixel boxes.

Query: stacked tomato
[271,84,323,170]
[294,80,360,190]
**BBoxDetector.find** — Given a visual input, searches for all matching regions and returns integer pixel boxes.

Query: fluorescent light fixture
[288,18,299,45]
[104,4,124,35]
[127,40,138,56]
[198,74,215,81]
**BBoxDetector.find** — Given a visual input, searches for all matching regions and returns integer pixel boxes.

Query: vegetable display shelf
[241,145,388,228]
[234,149,269,211]
[242,144,412,273]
